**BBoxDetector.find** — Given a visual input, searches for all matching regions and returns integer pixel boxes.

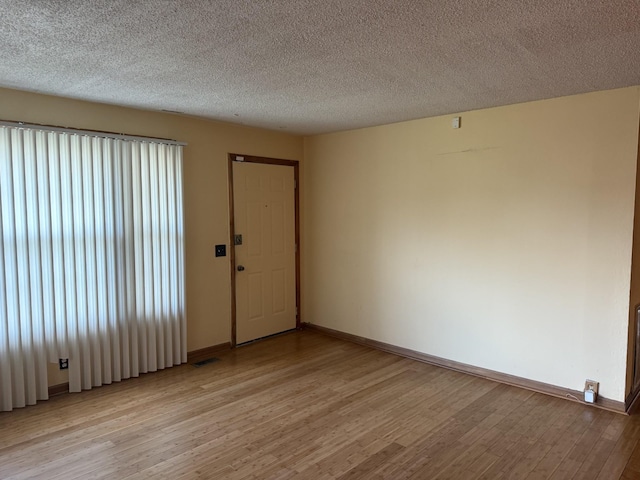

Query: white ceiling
[1,1,639,135]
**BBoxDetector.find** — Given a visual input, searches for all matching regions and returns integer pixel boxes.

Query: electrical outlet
[59,358,69,370]
[215,244,226,257]
[584,379,599,403]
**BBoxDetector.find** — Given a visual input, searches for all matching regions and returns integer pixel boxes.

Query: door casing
[228,153,300,347]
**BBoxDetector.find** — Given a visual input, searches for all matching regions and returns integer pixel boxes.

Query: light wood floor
[1,330,639,479]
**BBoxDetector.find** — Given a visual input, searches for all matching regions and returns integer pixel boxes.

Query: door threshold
[236,328,298,347]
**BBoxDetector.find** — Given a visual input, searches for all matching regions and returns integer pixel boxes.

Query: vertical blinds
[0,125,186,411]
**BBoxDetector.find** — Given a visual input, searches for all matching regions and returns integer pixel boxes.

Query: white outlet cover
[452,117,461,129]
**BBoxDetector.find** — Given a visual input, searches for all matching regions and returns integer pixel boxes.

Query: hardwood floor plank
[571,413,629,480]
[621,437,640,479]
[0,330,637,480]
[547,409,614,479]
[335,442,405,479]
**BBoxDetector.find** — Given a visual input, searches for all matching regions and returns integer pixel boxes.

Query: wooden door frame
[228,153,301,348]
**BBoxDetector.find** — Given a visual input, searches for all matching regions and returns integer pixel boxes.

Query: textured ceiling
[1,0,639,135]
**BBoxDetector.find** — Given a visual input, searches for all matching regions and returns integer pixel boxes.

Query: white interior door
[233,161,296,344]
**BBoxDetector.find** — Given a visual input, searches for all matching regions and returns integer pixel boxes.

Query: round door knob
[237,265,245,271]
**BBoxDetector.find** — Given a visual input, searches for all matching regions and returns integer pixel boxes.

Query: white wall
[303,87,640,402]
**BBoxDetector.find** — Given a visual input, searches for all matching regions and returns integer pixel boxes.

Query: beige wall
[303,87,640,402]
[0,87,303,386]
[627,117,640,400]
[4,85,640,401]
